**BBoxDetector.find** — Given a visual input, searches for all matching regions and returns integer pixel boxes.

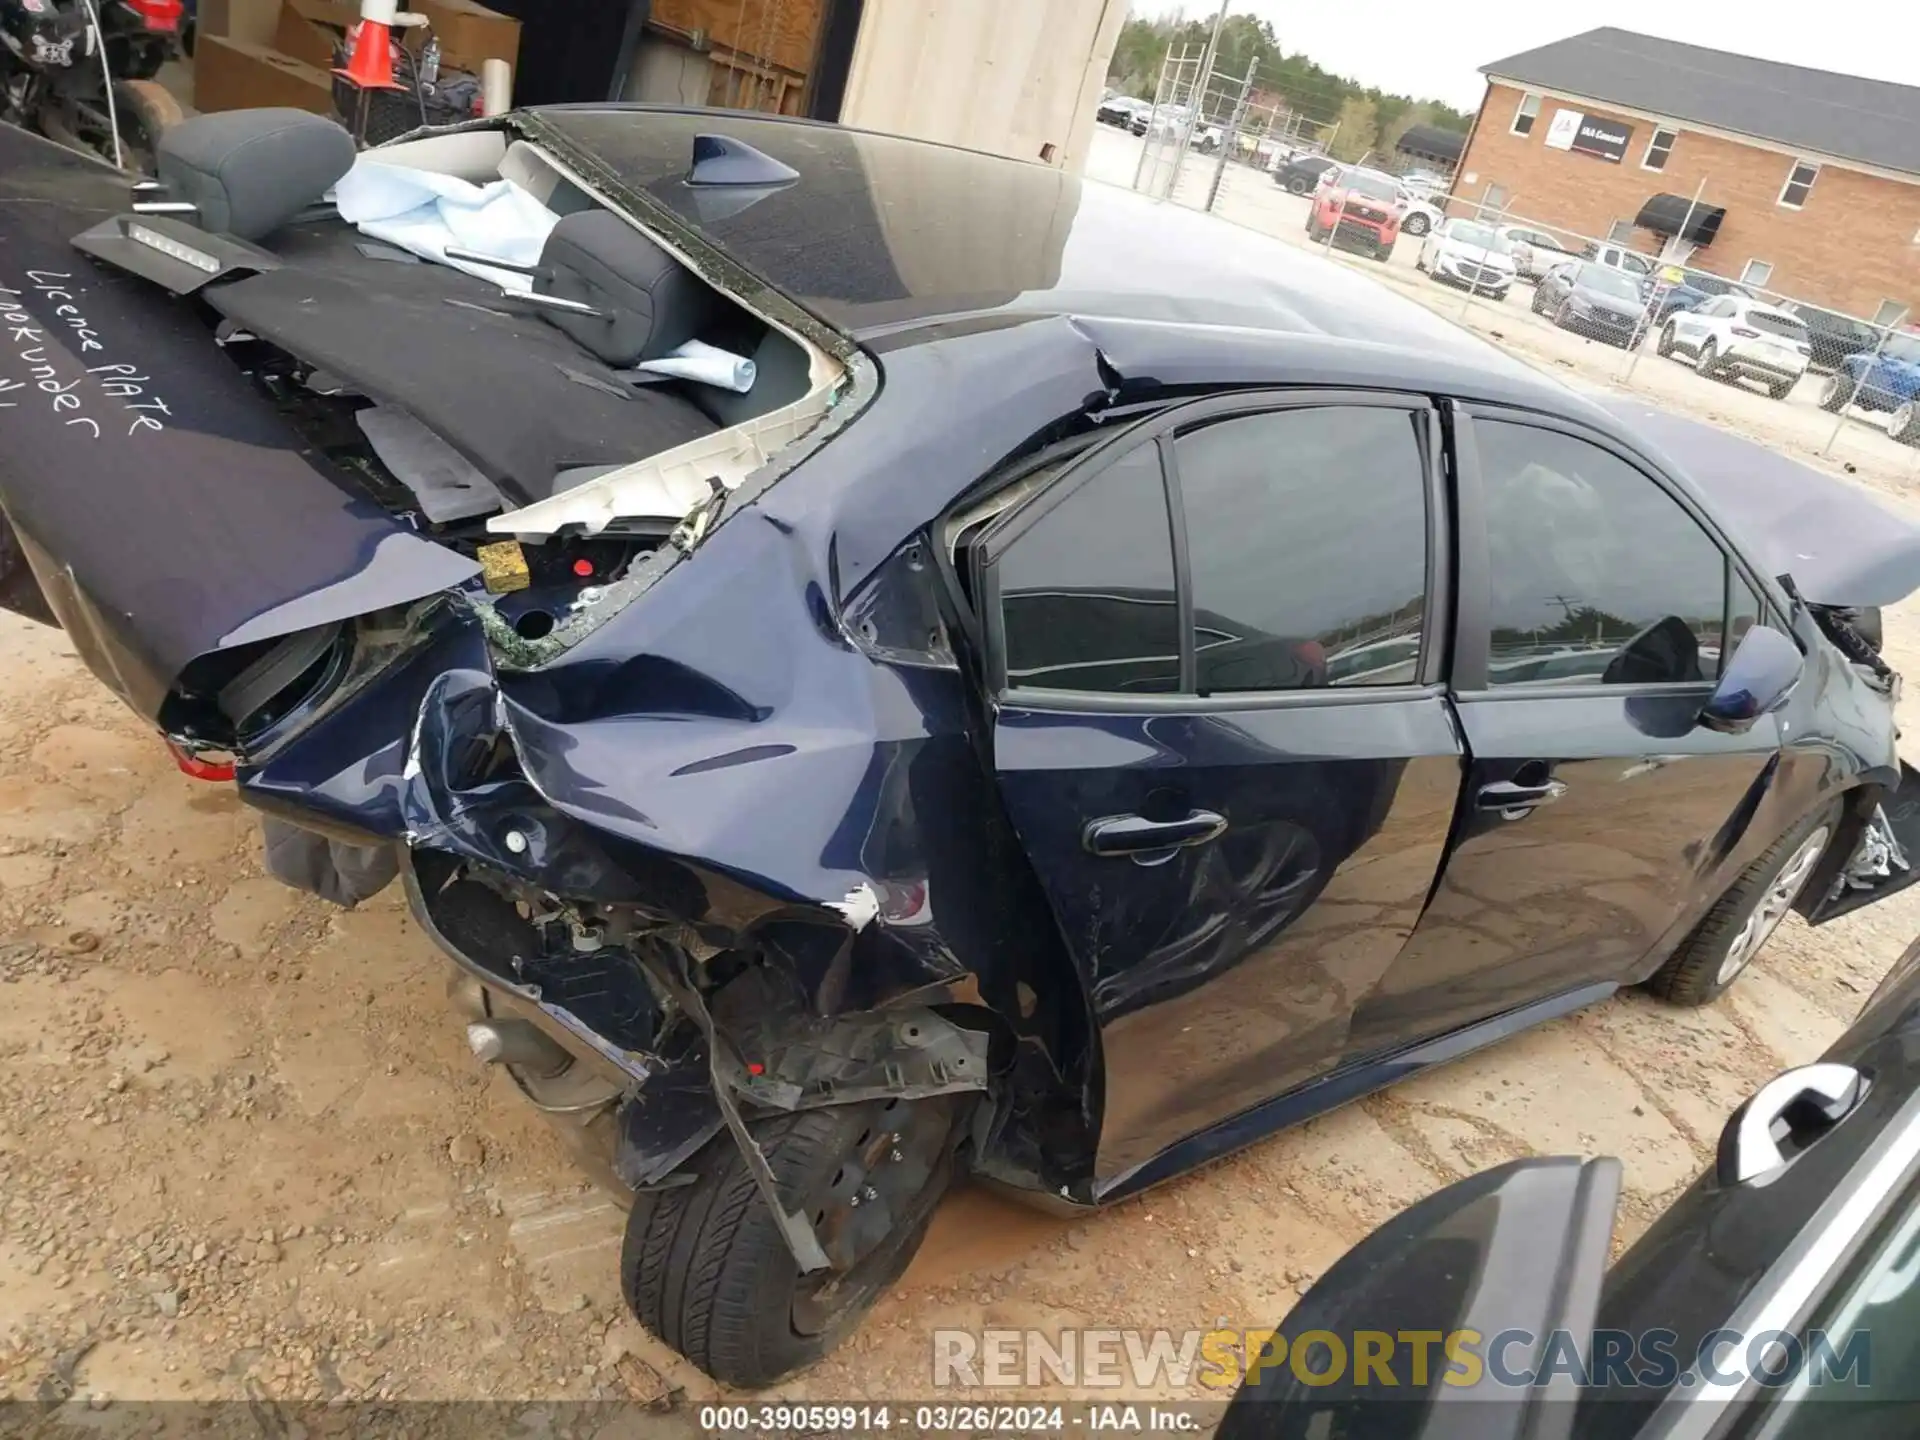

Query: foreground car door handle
[1476,778,1568,818]
[1083,810,1228,860]
[1719,1062,1866,1183]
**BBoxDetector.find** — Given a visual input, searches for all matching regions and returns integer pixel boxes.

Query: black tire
[1530,289,1546,316]
[1657,321,1677,358]
[621,1096,959,1388]
[1372,241,1391,262]
[1767,378,1794,400]
[1553,300,1572,331]
[1645,802,1841,1007]
[1698,339,1722,378]
[1287,175,1312,195]
[1404,213,1430,237]
[1819,373,1851,412]
[112,78,184,177]
[1888,402,1920,446]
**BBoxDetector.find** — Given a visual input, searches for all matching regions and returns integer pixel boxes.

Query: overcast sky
[1163,2,1920,111]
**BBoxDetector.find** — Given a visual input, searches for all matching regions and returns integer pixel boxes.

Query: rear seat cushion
[157,109,355,241]
[535,211,717,367]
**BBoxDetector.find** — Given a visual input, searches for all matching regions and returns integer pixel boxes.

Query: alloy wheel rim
[1717,826,1830,986]
[1893,403,1913,438]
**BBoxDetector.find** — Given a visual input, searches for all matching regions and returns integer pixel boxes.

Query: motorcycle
[0,0,185,172]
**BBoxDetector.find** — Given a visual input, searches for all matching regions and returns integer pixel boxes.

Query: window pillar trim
[1158,432,1197,694]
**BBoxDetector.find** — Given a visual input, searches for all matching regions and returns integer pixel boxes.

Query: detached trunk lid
[0,125,477,724]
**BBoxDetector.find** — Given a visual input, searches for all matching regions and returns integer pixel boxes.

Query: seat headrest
[157,109,355,242]
[535,211,716,367]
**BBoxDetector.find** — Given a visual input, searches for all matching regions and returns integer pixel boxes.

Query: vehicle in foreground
[2,106,1917,1390]
[1646,266,1755,325]
[1273,151,1337,193]
[1789,302,1884,373]
[1221,932,1920,1439]
[1658,295,1813,400]
[1502,224,1583,281]
[1819,329,1920,440]
[1417,217,1517,297]
[1306,166,1401,258]
[1535,260,1653,348]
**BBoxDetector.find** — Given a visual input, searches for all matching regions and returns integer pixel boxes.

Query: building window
[1741,259,1774,287]
[1641,127,1677,171]
[1607,220,1637,244]
[1874,300,1910,327]
[1511,92,1542,137]
[1482,183,1511,217]
[1777,160,1819,209]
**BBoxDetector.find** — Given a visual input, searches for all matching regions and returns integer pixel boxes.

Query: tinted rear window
[1747,311,1808,339]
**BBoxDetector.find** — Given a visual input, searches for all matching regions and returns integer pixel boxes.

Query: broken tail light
[165,740,236,782]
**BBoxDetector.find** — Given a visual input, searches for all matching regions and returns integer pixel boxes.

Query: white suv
[1657,295,1814,399]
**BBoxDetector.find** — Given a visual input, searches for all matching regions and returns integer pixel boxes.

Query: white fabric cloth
[333,160,558,292]
[632,339,757,393]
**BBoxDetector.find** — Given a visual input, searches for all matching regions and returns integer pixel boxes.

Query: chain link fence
[1097,115,1920,487]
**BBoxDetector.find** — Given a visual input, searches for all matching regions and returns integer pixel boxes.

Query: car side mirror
[1699,625,1803,734]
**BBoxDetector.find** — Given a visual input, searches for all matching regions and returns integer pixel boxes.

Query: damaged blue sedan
[1,105,1917,1387]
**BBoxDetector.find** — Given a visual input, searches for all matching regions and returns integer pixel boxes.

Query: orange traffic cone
[336,0,404,90]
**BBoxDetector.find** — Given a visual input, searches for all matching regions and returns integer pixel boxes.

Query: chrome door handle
[1475,778,1568,818]
[1718,1062,1866,1183]
[1083,810,1227,862]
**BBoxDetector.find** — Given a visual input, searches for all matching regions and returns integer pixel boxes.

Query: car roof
[521,106,1566,386]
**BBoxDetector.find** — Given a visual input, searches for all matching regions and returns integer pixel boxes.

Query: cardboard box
[194,34,336,115]
[401,0,519,73]
[199,0,281,44]
[273,0,359,70]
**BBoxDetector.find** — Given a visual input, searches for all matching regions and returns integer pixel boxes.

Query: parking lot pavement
[0,132,1916,1414]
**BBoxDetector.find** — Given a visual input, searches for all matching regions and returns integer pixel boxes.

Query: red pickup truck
[1305,167,1403,260]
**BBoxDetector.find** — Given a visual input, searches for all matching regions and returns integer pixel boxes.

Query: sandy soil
[2,130,1917,1421]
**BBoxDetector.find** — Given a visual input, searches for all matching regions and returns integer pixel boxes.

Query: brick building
[1455,28,1920,323]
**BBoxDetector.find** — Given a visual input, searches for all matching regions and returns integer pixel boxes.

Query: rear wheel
[1889,402,1920,446]
[1287,175,1312,195]
[1657,321,1677,357]
[1645,802,1839,1007]
[1404,213,1430,237]
[621,1095,960,1388]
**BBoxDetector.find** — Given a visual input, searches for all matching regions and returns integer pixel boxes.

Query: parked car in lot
[1395,188,1443,237]
[1789,302,1885,373]
[1533,261,1652,347]
[1096,94,1149,129]
[1501,225,1583,281]
[1222,932,1920,1440]
[1272,151,1338,193]
[4,110,1917,1391]
[1306,166,1402,258]
[1646,266,1756,325]
[1581,240,1657,280]
[1658,295,1812,399]
[1417,217,1518,297]
[1820,329,1920,440]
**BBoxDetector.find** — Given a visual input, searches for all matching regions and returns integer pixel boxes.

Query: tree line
[1107,11,1475,164]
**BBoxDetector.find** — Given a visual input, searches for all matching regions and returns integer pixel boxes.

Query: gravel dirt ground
[2,130,1917,1423]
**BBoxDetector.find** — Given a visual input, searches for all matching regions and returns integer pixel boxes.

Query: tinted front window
[1450,223,1508,250]
[1478,422,1729,688]
[1176,408,1427,693]
[998,448,1179,694]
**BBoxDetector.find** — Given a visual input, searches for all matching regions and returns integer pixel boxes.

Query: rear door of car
[971,391,1466,1189]
[1349,407,1787,1056]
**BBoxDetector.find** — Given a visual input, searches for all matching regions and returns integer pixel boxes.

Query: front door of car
[1348,408,1785,1055]
[973,393,1466,1190]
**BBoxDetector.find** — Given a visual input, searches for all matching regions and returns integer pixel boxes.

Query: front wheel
[1819,372,1852,413]
[1287,176,1312,195]
[621,1095,960,1388]
[1698,339,1722,378]
[1657,322,1677,358]
[1645,803,1839,1007]
[1767,377,1795,400]
[1889,402,1920,446]
[1403,213,1430,237]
